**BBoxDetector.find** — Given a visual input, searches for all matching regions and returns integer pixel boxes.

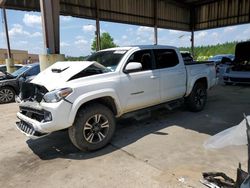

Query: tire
[224,82,233,85]
[186,82,207,112]
[0,86,15,104]
[68,103,116,151]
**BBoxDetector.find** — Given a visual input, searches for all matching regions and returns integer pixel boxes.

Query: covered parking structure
[0,0,249,70]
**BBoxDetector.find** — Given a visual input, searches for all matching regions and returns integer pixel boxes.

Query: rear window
[154,49,179,69]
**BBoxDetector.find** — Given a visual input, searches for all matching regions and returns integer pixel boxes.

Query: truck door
[153,49,186,102]
[120,50,160,112]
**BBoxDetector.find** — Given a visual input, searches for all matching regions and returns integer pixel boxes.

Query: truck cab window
[154,49,179,69]
[127,50,153,71]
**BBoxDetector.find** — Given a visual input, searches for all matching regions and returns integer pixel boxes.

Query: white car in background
[223,41,250,85]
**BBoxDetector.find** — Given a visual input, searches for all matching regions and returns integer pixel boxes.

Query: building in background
[0,48,39,64]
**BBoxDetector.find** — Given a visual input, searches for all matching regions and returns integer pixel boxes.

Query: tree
[91,32,118,51]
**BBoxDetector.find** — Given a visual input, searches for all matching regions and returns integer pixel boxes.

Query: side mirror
[124,62,142,73]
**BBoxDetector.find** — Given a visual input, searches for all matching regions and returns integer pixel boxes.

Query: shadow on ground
[27,85,250,160]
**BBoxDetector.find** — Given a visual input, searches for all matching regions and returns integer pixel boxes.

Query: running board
[122,98,184,120]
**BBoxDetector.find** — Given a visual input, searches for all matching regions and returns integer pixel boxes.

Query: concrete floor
[0,85,249,188]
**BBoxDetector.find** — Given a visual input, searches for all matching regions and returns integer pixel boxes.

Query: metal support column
[190,6,195,57]
[39,0,64,71]
[2,8,14,73]
[95,0,101,51]
[154,26,158,45]
[96,19,101,51]
[191,30,194,57]
[153,0,158,45]
[40,0,60,54]
[2,8,11,59]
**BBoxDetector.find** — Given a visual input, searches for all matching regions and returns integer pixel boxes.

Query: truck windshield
[86,50,127,72]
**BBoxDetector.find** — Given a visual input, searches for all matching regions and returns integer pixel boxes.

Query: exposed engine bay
[231,41,250,71]
[19,82,48,102]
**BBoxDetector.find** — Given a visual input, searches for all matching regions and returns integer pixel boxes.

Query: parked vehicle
[208,54,234,77]
[208,54,235,65]
[0,64,24,73]
[0,64,24,76]
[223,41,250,85]
[0,63,40,104]
[16,45,217,151]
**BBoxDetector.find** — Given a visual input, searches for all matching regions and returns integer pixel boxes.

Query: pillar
[39,0,65,71]
[2,8,15,73]
[153,0,158,45]
[95,0,101,51]
[5,58,15,73]
[191,30,194,57]
[190,6,195,58]
[154,26,158,45]
[39,54,65,71]
[96,19,101,51]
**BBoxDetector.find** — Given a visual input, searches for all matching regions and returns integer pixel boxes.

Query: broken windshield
[86,50,127,72]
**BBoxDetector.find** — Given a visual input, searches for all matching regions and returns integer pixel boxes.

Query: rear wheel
[68,103,116,151]
[186,82,207,112]
[0,86,15,104]
[224,82,233,85]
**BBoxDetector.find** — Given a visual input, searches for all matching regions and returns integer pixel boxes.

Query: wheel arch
[68,90,122,124]
[186,76,208,97]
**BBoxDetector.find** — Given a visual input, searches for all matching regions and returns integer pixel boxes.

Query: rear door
[120,50,160,112]
[153,49,186,102]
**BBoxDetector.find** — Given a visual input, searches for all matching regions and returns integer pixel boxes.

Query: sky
[0,9,249,57]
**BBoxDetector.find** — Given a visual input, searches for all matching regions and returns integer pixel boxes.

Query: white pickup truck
[16,45,217,151]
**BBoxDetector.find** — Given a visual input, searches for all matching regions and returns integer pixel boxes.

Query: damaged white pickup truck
[16,45,217,151]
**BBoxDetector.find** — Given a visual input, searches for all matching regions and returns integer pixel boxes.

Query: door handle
[150,75,158,79]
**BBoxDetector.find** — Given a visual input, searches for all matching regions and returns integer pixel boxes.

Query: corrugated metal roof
[0,0,249,31]
[195,0,250,30]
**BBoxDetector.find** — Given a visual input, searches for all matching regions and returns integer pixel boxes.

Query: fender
[68,88,122,124]
[185,75,208,97]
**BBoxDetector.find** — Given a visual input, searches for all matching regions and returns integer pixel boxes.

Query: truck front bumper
[16,100,73,139]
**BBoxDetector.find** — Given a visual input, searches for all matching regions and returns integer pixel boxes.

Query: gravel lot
[0,84,249,188]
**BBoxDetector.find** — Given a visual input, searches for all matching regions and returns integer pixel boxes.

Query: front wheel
[68,103,116,151]
[186,82,207,112]
[0,86,15,104]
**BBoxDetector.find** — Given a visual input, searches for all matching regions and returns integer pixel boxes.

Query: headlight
[43,88,73,103]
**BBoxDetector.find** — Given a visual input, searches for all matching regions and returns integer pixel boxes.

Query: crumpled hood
[31,61,94,91]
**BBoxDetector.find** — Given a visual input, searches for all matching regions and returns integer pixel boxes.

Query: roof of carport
[0,0,249,31]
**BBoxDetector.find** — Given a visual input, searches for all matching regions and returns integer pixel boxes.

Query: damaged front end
[16,81,73,139]
[18,82,48,103]
[16,82,52,138]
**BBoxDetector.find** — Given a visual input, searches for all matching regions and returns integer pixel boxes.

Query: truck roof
[100,45,178,52]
